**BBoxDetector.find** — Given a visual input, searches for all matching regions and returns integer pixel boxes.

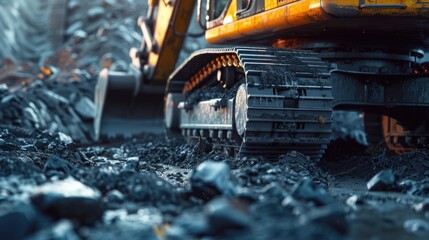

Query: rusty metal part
[364,113,429,152]
[182,55,240,95]
[168,47,332,161]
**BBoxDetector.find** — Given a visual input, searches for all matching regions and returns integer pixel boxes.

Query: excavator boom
[94,0,198,139]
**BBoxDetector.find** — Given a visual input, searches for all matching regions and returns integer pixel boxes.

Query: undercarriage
[166,47,333,160]
[163,41,429,158]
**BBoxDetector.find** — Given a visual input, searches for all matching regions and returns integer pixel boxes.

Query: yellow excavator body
[95,0,429,156]
[206,0,429,44]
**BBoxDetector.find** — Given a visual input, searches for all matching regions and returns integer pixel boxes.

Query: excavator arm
[94,0,199,140]
[133,0,197,82]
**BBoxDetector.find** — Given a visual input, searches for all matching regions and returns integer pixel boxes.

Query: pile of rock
[0,78,95,142]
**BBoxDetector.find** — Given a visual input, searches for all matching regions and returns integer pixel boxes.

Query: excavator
[95,0,429,161]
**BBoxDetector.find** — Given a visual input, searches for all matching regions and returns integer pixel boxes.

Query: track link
[168,47,332,161]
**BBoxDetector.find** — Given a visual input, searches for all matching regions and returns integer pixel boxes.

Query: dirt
[1,125,428,239]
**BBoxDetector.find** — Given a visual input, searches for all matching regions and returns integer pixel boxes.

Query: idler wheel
[234,84,248,136]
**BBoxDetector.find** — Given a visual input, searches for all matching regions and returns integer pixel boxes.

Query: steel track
[169,47,333,161]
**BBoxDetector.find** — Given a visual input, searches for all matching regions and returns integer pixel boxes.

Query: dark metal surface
[94,68,164,140]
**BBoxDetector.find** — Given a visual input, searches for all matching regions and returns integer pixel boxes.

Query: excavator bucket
[91,0,196,141]
[94,68,164,140]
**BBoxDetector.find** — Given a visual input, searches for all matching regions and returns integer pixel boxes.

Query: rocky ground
[0,126,428,240]
[1,1,429,240]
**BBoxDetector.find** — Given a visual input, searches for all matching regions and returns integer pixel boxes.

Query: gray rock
[190,161,236,200]
[367,169,395,191]
[65,21,84,36]
[26,220,80,240]
[398,179,418,195]
[167,212,209,238]
[413,199,429,213]
[105,190,125,204]
[43,155,74,179]
[87,6,105,19]
[58,132,73,145]
[403,219,429,233]
[282,195,308,213]
[331,111,366,144]
[42,90,69,105]
[1,94,16,104]
[345,195,365,210]
[30,177,104,225]
[122,159,139,172]
[165,226,193,240]
[261,182,289,202]
[0,203,38,240]
[23,107,40,127]
[205,198,252,234]
[0,83,8,91]
[97,208,160,239]
[74,97,95,120]
[290,178,335,206]
[72,29,88,39]
[299,205,349,236]
[20,144,37,151]
[236,187,258,204]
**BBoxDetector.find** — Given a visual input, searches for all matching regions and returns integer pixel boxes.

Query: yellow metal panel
[224,0,238,23]
[207,0,429,44]
[265,0,278,10]
[148,0,196,82]
[322,0,429,16]
[206,0,328,43]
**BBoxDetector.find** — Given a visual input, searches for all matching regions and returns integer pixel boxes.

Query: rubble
[166,213,208,240]
[205,198,252,234]
[58,132,73,145]
[289,178,336,206]
[0,79,96,142]
[0,203,39,240]
[74,97,95,120]
[299,205,349,236]
[26,220,80,240]
[0,123,426,239]
[331,111,367,145]
[367,169,396,192]
[43,155,74,179]
[190,161,237,200]
[31,177,104,225]
[414,199,429,213]
[105,190,125,205]
[346,195,366,209]
[403,219,429,233]
[261,182,289,203]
